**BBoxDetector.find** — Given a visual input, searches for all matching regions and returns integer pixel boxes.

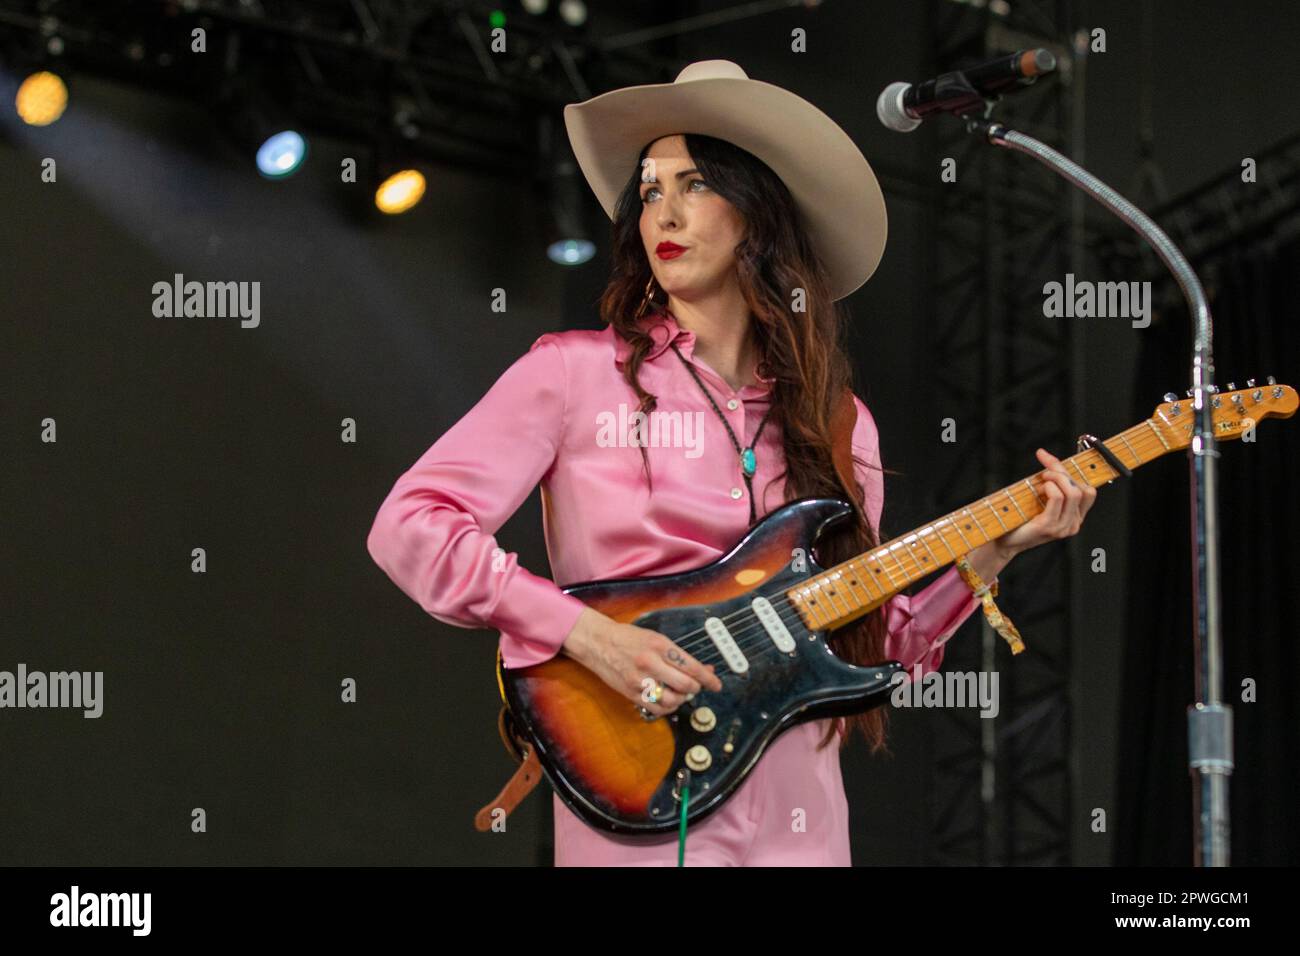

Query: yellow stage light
[16,71,68,126]
[374,169,426,214]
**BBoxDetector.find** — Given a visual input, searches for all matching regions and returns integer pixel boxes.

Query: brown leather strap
[474,744,543,832]
[496,701,525,761]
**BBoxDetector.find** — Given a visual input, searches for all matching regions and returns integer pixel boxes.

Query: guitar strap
[472,386,861,832]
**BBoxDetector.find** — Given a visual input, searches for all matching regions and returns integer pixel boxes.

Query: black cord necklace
[670,343,775,526]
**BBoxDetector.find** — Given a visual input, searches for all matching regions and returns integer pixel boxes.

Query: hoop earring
[634,275,659,320]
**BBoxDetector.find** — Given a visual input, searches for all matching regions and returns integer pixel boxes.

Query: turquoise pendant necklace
[670,344,775,526]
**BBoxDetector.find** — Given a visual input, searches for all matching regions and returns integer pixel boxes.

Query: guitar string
[668,478,1069,667]
[663,400,1251,668]
[645,428,1167,672]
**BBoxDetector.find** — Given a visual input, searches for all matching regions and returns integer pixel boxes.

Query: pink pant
[552,719,852,866]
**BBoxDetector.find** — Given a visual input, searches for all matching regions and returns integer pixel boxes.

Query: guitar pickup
[751,596,797,653]
[704,616,749,673]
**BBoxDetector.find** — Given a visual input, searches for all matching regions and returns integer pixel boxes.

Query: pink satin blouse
[366,307,988,866]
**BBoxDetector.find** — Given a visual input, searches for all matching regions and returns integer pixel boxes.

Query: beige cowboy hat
[563,59,887,301]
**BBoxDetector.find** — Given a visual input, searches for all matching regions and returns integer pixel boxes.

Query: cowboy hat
[562,59,888,301]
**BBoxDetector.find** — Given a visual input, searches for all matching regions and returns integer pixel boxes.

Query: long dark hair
[597,133,897,755]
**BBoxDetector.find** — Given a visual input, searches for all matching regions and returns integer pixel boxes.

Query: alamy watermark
[890,665,999,718]
[0,664,103,717]
[595,403,705,458]
[152,273,260,328]
[49,886,150,935]
[1042,273,1151,328]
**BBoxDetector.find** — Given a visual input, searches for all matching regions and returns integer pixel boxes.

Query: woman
[366,60,1096,866]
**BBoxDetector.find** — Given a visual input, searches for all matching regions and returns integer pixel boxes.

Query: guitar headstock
[1151,377,1296,450]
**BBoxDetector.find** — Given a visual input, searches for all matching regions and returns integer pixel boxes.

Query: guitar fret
[1024,478,1045,507]
[948,516,975,551]
[985,497,1009,532]
[821,571,852,616]
[1144,419,1171,450]
[885,543,917,582]
[1004,488,1029,522]
[917,530,943,567]
[962,508,991,544]
[849,557,881,600]
[1117,433,1141,465]
[932,526,960,560]
[791,587,822,628]
[873,551,900,589]
[1067,458,1091,486]
[892,539,924,578]
[803,581,833,626]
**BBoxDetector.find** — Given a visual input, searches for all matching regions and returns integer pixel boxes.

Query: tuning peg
[1163,391,1178,402]
[1225,382,1235,390]
[1207,384,1219,393]
[1246,378,1256,387]
[1267,375,1276,385]
[1185,388,1194,397]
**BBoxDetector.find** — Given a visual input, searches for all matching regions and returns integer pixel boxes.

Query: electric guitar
[497,381,1296,835]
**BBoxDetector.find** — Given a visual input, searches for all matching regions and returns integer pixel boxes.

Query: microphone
[876,48,1057,132]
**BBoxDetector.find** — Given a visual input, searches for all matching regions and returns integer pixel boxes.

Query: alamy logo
[890,665,1000,718]
[0,664,103,717]
[152,273,260,328]
[595,403,705,458]
[50,885,151,936]
[1042,273,1151,328]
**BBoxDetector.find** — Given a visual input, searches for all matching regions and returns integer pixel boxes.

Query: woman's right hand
[561,606,723,717]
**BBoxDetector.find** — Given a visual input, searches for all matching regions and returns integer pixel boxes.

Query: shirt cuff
[492,568,589,669]
[886,564,995,674]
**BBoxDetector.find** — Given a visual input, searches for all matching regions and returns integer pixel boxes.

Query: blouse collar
[611,307,776,391]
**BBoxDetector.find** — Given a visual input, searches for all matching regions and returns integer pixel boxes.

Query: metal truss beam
[923,0,1084,866]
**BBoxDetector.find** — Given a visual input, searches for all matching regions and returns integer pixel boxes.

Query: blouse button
[726,398,739,410]
[730,487,743,499]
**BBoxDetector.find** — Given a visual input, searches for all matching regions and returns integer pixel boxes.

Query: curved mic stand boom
[961,112,1230,867]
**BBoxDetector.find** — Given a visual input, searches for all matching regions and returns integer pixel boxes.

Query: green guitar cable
[676,769,691,866]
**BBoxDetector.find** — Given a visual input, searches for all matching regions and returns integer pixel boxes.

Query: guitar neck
[787,417,1177,631]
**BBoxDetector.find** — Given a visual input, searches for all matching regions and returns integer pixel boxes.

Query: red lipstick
[656,242,686,260]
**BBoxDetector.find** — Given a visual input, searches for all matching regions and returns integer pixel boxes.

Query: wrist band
[954,555,1026,655]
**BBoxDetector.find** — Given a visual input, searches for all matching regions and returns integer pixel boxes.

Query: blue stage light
[256,130,307,178]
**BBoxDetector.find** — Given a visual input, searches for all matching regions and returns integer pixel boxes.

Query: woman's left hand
[994,447,1098,560]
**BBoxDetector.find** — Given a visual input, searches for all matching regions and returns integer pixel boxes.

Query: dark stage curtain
[1116,232,1300,865]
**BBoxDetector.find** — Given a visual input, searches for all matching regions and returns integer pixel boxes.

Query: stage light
[558,0,587,27]
[15,70,68,126]
[374,169,426,214]
[256,130,307,178]
[547,238,595,265]
[216,77,309,180]
[539,114,595,266]
[521,0,549,14]
[543,162,595,264]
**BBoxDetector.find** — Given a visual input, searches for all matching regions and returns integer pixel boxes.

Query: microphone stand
[959,112,1230,867]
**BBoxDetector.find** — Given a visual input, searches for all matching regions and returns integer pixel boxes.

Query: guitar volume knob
[685,745,712,771]
[690,706,717,733]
